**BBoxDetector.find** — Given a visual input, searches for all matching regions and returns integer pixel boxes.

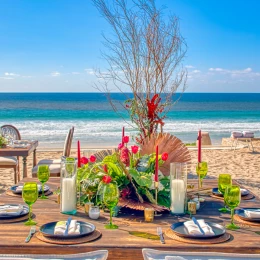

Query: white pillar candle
[61,175,76,213]
[171,179,185,214]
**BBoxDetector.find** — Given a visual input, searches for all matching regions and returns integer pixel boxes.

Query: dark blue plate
[40,221,96,239]
[212,187,249,197]
[171,221,225,238]
[0,204,29,219]
[235,208,260,222]
[10,185,49,194]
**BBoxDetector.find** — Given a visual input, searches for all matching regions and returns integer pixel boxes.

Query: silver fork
[25,226,36,243]
[157,227,165,244]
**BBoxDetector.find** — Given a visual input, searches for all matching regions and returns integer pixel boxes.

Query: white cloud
[22,76,32,78]
[71,72,80,75]
[185,65,195,69]
[209,68,224,72]
[51,71,61,77]
[191,70,201,74]
[0,77,14,80]
[4,72,20,76]
[85,69,95,75]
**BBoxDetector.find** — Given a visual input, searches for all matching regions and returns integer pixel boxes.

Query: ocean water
[0,93,259,148]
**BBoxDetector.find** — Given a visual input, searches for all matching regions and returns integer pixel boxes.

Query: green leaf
[103,154,118,164]
[129,169,152,187]
[255,232,260,235]
[128,231,160,240]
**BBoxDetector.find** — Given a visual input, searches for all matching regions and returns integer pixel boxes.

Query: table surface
[0,178,260,260]
[0,141,38,157]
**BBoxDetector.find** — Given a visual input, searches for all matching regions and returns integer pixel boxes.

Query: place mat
[0,214,29,224]
[36,230,102,245]
[234,214,260,227]
[5,189,53,198]
[210,193,255,201]
[165,228,230,244]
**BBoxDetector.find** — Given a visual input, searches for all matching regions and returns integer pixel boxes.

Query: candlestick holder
[154,181,162,217]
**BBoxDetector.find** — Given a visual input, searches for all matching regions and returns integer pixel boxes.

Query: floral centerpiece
[77,137,170,210]
[0,134,7,148]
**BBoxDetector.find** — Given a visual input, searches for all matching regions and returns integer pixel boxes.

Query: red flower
[103,164,108,173]
[89,155,96,163]
[131,145,139,154]
[123,136,129,144]
[102,175,112,184]
[120,146,130,166]
[80,157,88,165]
[118,143,124,150]
[161,152,168,161]
[121,187,131,198]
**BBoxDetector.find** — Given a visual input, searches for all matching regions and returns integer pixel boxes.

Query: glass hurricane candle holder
[170,163,187,215]
[89,206,100,220]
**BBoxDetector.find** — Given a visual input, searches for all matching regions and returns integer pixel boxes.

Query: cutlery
[192,217,205,235]
[25,226,36,243]
[156,227,165,244]
[64,217,72,236]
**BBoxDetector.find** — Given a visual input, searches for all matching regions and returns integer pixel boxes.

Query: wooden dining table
[0,178,260,260]
[0,141,38,178]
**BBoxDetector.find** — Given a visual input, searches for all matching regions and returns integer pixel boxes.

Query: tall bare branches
[93,0,187,141]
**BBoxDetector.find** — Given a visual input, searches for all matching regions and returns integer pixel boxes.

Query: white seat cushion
[32,164,60,174]
[0,156,17,166]
[38,159,61,165]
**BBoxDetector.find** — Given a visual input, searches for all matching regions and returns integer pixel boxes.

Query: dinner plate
[39,221,96,239]
[170,221,225,238]
[235,208,260,222]
[212,188,249,197]
[10,184,50,194]
[0,204,29,219]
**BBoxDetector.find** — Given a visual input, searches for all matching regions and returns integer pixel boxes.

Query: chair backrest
[0,125,21,140]
[62,127,74,157]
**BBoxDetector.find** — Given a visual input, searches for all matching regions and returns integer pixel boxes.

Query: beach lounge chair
[31,127,74,177]
[0,125,21,184]
[231,131,254,152]
[142,248,260,260]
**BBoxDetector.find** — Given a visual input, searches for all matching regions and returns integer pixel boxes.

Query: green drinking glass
[224,185,241,230]
[37,165,50,199]
[22,182,38,226]
[196,161,208,188]
[218,174,232,213]
[102,182,119,229]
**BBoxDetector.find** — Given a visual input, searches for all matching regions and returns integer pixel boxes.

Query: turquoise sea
[0,93,259,147]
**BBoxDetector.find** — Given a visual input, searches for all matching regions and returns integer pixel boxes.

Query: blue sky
[0,0,259,92]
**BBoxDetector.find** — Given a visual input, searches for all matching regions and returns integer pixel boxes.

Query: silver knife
[64,217,72,236]
[192,217,205,235]
[25,226,36,243]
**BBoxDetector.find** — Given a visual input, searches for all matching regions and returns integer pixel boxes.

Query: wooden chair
[32,127,74,177]
[0,125,21,184]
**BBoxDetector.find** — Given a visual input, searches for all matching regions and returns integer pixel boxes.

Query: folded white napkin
[54,220,80,236]
[244,209,260,219]
[0,204,23,216]
[184,219,215,236]
[16,184,42,192]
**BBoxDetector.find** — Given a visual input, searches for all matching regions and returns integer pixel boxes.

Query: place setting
[0,204,30,224]
[234,208,260,227]
[6,165,53,198]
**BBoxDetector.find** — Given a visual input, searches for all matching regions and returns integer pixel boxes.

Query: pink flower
[123,136,129,144]
[80,157,88,165]
[89,155,96,163]
[118,143,124,150]
[161,152,168,161]
[103,164,108,173]
[102,175,112,184]
[120,146,130,166]
[131,145,139,154]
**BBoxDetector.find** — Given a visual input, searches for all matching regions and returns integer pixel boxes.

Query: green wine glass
[224,185,241,230]
[218,174,232,213]
[196,161,208,188]
[37,165,50,199]
[102,182,119,229]
[22,182,38,226]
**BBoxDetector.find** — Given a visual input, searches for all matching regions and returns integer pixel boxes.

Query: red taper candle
[77,140,81,168]
[154,145,159,182]
[198,130,202,163]
[122,126,125,144]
